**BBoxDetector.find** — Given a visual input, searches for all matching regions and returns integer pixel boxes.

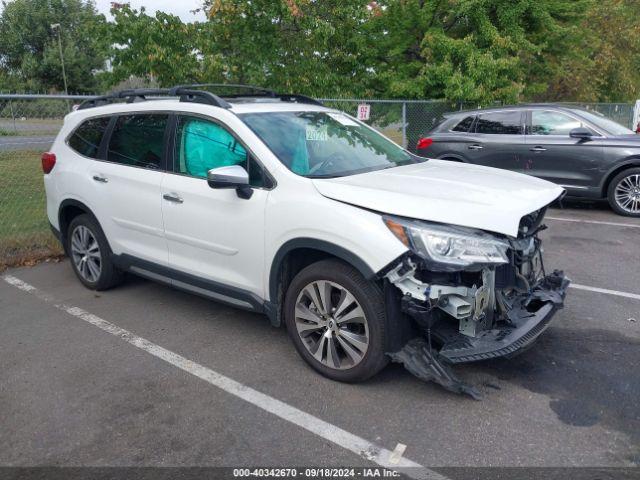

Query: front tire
[284,259,388,383]
[608,168,640,217]
[67,214,124,290]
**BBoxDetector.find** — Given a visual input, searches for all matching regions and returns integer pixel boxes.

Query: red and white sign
[357,103,371,121]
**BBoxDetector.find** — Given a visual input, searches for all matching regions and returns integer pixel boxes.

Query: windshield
[570,109,634,136]
[239,111,421,178]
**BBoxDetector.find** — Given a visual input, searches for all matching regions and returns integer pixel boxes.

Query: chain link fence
[319,99,464,149]
[322,99,638,150]
[0,95,83,268]
[560,102,635,131]
[0,94,637,269]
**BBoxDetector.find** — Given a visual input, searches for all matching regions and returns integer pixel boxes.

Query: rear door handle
[92,175,108,183]
[530,146,547,152]
[163,193,184,204]
[468,144,483,150]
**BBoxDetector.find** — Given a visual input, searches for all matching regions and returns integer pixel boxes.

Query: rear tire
[284,259,388,383]
[607,168,640,217]
[66,214,124,290]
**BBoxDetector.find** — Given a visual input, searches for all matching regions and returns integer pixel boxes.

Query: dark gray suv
[418,105,640,216]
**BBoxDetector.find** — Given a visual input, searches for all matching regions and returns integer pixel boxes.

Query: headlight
[384,216,509,271]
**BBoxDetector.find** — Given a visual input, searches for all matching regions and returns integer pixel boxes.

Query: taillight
[416,137,433,150]
[41,152,56,174]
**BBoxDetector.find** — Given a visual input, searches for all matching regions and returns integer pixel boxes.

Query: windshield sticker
[327,112,359,127]
[306,125,329,141]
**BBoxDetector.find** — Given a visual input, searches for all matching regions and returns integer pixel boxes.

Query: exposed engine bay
[383,207,569,399]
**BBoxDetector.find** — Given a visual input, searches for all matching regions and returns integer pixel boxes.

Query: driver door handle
[530,146,547,152]
[163,193,184,204]
[468,144,483,150]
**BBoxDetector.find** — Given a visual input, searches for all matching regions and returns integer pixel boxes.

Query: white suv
[43,86,569,396]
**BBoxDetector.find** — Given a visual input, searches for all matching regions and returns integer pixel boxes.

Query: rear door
[87,113,169,265]
[465,110,527,172]
[524,109,604,192]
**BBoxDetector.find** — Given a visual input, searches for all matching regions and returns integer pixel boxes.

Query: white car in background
[42,85,569,397]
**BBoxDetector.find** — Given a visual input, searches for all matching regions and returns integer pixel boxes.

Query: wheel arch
[437,153,466,162]
[601,158,640,197]
[58,199,99,253]
[266,238,377,327]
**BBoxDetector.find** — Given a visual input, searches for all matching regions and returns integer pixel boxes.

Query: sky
[94,0,206,22]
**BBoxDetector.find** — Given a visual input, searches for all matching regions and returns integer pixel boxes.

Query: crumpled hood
[312,159,564,237]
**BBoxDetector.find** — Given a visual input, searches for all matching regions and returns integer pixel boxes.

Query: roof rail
[75,84,322,110]
[173,84,323,106]
[76,87,231,110]
[277,94,323,106]
[168,87,231,109]
[174,83,277,97]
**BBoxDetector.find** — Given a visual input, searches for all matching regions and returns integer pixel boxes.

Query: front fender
[264,183,409,303]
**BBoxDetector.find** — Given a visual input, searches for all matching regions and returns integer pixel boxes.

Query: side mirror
[569,127,593,140]
[207,165,253,199]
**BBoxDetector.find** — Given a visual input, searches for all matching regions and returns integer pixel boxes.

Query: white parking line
[1,274,444,480]
[570,283,640,301]
[546,216,640,229]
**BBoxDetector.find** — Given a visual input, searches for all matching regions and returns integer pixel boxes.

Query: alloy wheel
[294,280,369,370]
[614,173,640,214]
[70,225,102,283]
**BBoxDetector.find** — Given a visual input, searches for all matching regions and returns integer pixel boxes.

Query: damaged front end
[382,207,569,399]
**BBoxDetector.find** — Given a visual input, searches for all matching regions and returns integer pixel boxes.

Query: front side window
[240,111,420,178]
[174,116,268,187]
[530,111,581,136]
[569,109,633,136]
[452,116,474,132]
[475,111,523,135]
[107,114,168,169]
[67,117,110,158]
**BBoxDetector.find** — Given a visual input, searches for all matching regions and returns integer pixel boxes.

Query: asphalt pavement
[1,203,639,471]
[0,135,54,152]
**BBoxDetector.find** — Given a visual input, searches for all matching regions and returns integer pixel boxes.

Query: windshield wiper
[306,174,343,179]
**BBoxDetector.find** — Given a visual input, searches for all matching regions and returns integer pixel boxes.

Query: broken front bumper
[435,270,570,364]
[388,270,569,399]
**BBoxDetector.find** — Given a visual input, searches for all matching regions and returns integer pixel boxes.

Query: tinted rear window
[107,114,168,169]
[452,116,474,132]
[67,117,110,158]
[476,111,522,135]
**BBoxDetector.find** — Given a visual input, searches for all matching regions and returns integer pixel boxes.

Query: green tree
[199,0,385,96]
[108,3,203,86]
[364,0,586,104]
[0,0,109,93]
[199,0,595,103]
[544,0,640,102]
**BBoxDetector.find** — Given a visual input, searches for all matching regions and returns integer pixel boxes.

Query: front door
[524,109,604,192]
[161,114,271,300]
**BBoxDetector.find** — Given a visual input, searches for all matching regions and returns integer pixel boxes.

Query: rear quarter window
[67,117,111,158]
[451,116,475,132]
